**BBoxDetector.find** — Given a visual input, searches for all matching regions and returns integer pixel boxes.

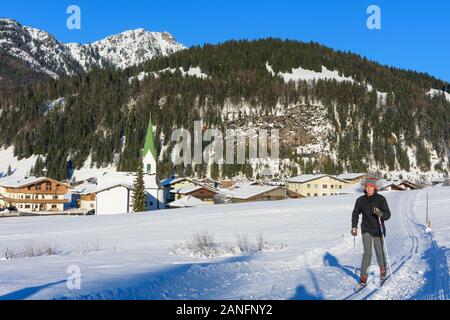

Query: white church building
[95,116,165,215]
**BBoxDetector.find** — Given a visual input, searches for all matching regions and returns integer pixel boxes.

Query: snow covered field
[0,187,448,300]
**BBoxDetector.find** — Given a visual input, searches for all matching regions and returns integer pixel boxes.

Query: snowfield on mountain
[0,187,448,300]
[0,18,186,78]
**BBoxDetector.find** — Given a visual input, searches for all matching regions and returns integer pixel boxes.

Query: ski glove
[351,228,358,237]
[373,207,383,218]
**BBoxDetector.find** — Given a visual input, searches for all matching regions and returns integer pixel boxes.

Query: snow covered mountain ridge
[65,28,186,71]
[0,18,186,79]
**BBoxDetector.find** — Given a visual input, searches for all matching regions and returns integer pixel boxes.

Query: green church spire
[143,114,157,161]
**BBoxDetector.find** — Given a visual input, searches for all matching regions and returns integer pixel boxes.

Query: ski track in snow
[0,190,448,300]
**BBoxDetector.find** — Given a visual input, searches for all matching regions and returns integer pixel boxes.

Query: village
[0,119,441,217]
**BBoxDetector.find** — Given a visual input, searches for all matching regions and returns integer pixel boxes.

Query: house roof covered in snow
[225,185,281,200]
[0,176,66,188]
[71,182,98,195]
[167,177,201,186]
[336,173,370,181]
[167,195,208,208]
[377,180,405,191]
[97,171,161,191]
[171,185,203,194]
[288,174,347,184]
[95,183,134,194]
[171,184,219,195]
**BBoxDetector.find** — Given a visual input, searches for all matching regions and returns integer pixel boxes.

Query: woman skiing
[351,178,391,289]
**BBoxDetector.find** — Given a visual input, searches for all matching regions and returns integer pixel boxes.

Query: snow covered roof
[225,185,281,200]
[96,183,134,194]
[171,184,219,195]
[71,182,98,195]
[377,180,405,191]
[288,174,331,184]
[398,181,418,188]
[168,177,200,186]
[235,181,261,187]
[97,171,161,191]
[0,176,63,188]
[336,173,369,181]
[288,174,328,183]
[167,195,209,208]
[171,185,203,195]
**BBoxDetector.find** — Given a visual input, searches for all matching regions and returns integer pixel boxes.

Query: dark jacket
[351,191,391,237]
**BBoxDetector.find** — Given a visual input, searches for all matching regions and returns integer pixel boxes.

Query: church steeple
[142,115,157,175]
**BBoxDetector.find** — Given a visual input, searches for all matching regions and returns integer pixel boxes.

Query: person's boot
[355,274,368,291]
[379,266,386,281]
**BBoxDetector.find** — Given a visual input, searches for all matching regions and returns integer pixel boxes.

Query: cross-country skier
[351,178,391,288]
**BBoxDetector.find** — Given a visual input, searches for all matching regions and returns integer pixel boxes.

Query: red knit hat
[365,178,378,190]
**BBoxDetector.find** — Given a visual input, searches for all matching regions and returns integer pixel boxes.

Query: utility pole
[284,177,287,200]
[426,192,431,229]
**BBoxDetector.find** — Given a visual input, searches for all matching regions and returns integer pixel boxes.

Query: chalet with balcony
[0,177,69,212]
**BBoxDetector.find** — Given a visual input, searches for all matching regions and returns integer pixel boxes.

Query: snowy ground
[0,188,448,300]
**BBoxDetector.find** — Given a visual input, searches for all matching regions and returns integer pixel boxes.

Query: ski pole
[353,236,357,274]
[377,216,393,279]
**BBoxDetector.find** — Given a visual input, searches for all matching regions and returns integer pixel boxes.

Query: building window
[25,205,30,209]
[53,195,58,200]
[323,185,327,189]
[323,193,327,196]
[314,193,318,197]
[307,193,311,197]
[35,185,41,191]
[147,164,151,173]
[339,185,342,189]
[307,184,311,188]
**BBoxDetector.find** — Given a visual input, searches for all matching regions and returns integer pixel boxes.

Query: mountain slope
[0,19,81,84]
[66,29,186,71]
[0,18,186,85]
[0,38,449,182]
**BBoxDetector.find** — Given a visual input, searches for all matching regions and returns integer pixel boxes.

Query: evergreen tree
[132,161,147,212]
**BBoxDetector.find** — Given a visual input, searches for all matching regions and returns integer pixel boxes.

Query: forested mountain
[1,34,449,182]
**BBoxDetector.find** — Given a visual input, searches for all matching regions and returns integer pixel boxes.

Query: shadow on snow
[290,252,358,300]
[0,280,67,300]
[410,240,449,300]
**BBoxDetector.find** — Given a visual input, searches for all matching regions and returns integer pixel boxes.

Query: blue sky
[2,0,450,82]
